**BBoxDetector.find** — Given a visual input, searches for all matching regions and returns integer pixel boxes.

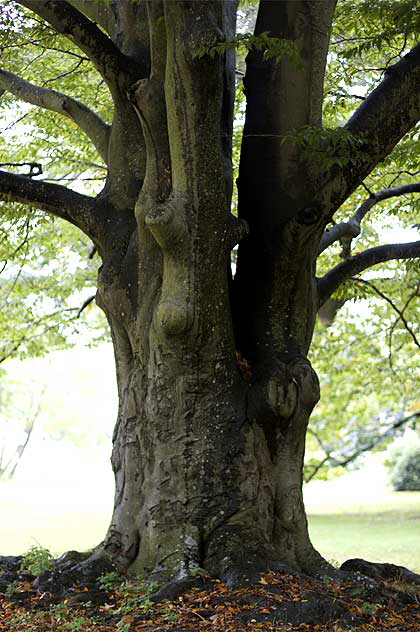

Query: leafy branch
[0,69,110,162]
[194,32,300,66]
[319,182,420,254]
[0,304,95,365]
[16,0,139,94]
[318,240,420,305]
[352,277,420,351]
[0,170,100,238]
[282,126,368,169]
[305,411,420,483]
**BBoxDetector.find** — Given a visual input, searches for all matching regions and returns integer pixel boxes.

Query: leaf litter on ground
[1,568,420,631]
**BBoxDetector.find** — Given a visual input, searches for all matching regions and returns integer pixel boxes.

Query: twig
[77,294,95,317]
[352,277,420,351]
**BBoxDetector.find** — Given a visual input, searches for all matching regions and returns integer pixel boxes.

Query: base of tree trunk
[2,553,420,630]
[5,547,420,597]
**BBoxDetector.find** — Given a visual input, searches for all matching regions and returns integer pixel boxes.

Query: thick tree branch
[327,44,420,214]
[0,169,98,238]
[68,0,116,38]
[17,0,136,93]
[0,69,110,162]
[345,43,420,147]
[320,182,420,253]
[318,240,420,305]
[319,220,360,255]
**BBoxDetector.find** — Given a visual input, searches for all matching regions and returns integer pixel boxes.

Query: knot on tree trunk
[146,194,194,336]
[287,357,320,409]
[247,362,294,423]
[145,195,187,248]
[249,357,320,424]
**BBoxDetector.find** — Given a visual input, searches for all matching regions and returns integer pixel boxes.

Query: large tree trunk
[97,262,324,582]
[92,0,330,585]
[101,323,324,584]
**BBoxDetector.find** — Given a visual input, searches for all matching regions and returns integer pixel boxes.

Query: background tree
[0,372,43,480]
[0,0,419,587]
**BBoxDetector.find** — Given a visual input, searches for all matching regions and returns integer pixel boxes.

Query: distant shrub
[387,444,420,491]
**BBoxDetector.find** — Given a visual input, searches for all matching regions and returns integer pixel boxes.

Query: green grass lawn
[307,489,420,573]
[309,507,420,572]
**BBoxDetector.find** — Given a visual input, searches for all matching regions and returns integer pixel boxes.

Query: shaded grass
[309,511,420,571]
[307,491,420,572]
[0,510,110,556]
[1,478,111,556]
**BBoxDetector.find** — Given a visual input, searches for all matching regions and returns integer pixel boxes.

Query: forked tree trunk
[92,1,332,584]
